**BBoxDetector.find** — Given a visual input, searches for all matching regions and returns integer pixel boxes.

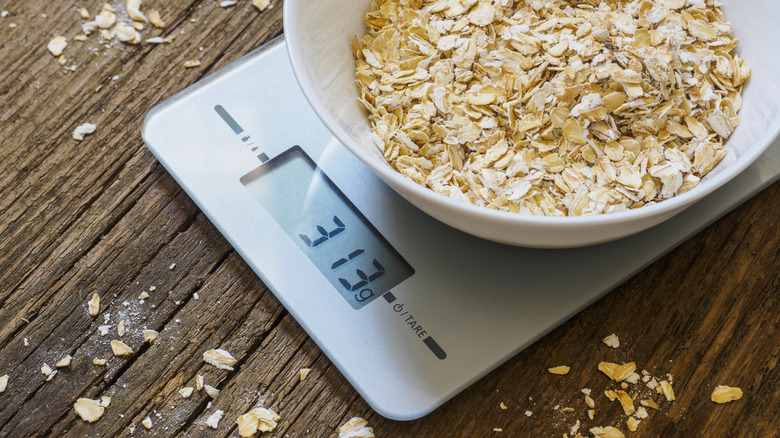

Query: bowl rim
[283,0,778,228]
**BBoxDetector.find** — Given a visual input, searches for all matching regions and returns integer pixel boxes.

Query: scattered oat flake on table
[41,364,53,377]
[590,426,625,438]
[615,390,635,415]
[237,407,281,436]
[56,355,72,367]
[659,380,676,401]
[47,36,67,56]
[603,334,620,349]
[299,367,311,381]
[73,123,97,141]
[79,7,90,19]
[499,402,507,410]
[205,410,223,429]
[0,374,8,393]
[142,416,153,429]
[142,329,159,343]
[114,22,141,44]
[126,0,146,23]
[179,387,194,398]
[100,396,111,407]
[95,8,116,29]
[196,374,204,390]
[220,1,237,7]
[252,0,270,11]
[204,384,220,398]
[598,362,636,382]
[110,340,133,356]
[338,417,374,438]
[149,10,165,28]
[88,293,100,316]
[711,385,743,404]
[93,358,107,366]
[203,349,237,370]
[117,321,126,336]
[570,420,580,435]
[74,398,105,422]
[548,365,570,375]
[492,428,502,432]
[585,394,595,409]
[626,417,639,432]
[524,410,532,417]
[183,59,201,68]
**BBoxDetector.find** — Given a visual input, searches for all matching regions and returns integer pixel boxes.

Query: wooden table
[0,1,778,436]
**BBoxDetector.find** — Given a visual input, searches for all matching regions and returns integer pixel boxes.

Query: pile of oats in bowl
[353,0,750,216]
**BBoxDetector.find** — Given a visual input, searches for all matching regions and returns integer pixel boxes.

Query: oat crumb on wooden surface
[0,374,8,393]
[47,36,67,56]
[204,384,220,398]
[203,348,237,370]
[74,398,105,423]
[110,340,133,356]
[711,385,742,404]
[142,329,159,343]
[338,416,374,438]
[603,334,620,348]
[548,365,570,375]
[88,293,100,316]
[56,355,72,367]
[252,0,270,11]
[205,409,223,429]
[590,425,625,438]
[236,406,281,436]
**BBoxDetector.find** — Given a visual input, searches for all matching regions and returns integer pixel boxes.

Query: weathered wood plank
[0,0,777,436]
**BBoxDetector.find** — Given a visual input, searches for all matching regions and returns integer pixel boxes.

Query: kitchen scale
[142,37,780,420]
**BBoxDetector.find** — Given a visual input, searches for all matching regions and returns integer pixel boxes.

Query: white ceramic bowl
[285,0,780,248]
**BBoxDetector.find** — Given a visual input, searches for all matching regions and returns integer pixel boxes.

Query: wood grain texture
[0,1,777,437]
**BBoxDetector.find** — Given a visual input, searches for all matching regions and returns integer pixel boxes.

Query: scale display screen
[240,146,414,309]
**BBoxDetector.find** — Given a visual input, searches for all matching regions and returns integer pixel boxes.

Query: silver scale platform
[143,38,780,420]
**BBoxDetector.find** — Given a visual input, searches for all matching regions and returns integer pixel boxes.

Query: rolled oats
[589,426,625,438]
[74,398,105,423]
[0,374,7,393]
[203,348,237,370]
[56,355,72,367]
[548,365,570,375]
[338,417,375,438]
[237,407,281,436]
[205,409,223,429]
[354,0,749,216]
[47,36,67,56]
[110,340,133,356]
[598,362,636,382]
[142,329,159,343]
[602,334,619,349]
[88,293,100,317]
[711,385,742,404]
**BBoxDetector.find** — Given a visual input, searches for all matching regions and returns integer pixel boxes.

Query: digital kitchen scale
[142,37,780,420]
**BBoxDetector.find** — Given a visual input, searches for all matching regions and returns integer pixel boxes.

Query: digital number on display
[240,146,414,309]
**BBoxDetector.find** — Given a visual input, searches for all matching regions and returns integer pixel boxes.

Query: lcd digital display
[240,146,414,309]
